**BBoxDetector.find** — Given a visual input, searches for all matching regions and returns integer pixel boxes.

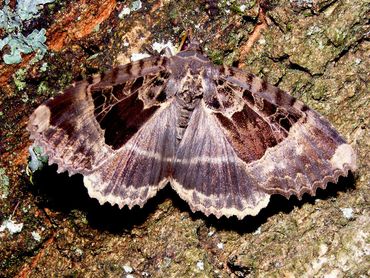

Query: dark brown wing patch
[213,107,280,163]
[90,68,172,150]
[93,90,159,150]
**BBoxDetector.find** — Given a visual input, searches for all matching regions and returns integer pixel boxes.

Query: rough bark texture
[0,0,368,277]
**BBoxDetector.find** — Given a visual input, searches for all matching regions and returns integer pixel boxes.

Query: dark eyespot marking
[301,104,309,112]
[154,78,164,86]
[217,79,225,86]
[131,77,144,93]
[156,90,167,102]
[243,89,255,105]
[279,117,292,131]
[147,90,155,99]
[210,97,221,109]
[274,113,293,132]
[262,99,277,116]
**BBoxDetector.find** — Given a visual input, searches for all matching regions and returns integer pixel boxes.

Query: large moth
[27,42,356,219]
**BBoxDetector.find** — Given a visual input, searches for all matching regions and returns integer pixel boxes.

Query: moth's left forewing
[208,66,357,199]
[27,55,176,209]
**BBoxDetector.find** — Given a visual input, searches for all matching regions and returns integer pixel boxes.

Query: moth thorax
[175,78,203,142]
[177,75,203,105]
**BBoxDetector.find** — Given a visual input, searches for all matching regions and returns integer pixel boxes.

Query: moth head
[181,38,203,54]
[187,40,202,51]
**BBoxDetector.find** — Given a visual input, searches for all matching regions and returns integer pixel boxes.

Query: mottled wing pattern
[28,56,175,208]
[207,66,356,199]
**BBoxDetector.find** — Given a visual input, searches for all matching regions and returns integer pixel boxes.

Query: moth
[27,41,357,219]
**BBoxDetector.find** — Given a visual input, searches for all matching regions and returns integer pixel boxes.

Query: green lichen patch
[323,0,367,48]
[0,0,54,64]
[36,81,50,95]
[28,146,48,174]
[13,68,27,91]
[0,168,10,199]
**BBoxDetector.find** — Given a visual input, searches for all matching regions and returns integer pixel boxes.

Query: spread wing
[28,55,177,208]
[171,65,356,219]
